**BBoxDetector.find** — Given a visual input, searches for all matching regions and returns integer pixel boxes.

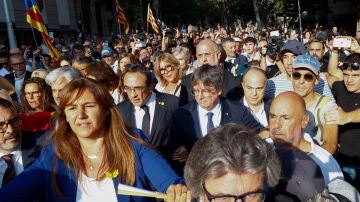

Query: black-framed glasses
[123,86,147,94]
[159,64,175,75]
[11,62,25,67]
[0,116,21,133]
[292,72,315,82]
[191,88,217,97]
[202,183,267,202]
[341,63,360,71]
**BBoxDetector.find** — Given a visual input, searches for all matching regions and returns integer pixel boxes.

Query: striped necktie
[2,154,15,186]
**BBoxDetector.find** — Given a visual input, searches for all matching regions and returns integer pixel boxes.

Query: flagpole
[30,27,39,48]
[3,0,17,48]
[146,3,149,33]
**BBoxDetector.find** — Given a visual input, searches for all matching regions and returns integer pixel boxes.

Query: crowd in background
[0,21,360,201]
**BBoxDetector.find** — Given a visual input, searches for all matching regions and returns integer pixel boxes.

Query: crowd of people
[0,22,360,201]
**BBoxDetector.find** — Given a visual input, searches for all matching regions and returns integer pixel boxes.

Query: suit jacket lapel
[220,100,232,124]
[151,94,166,138]
[192,103,202,139]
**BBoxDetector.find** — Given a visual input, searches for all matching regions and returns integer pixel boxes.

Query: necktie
[207,112,215,134]
[2,154,15,186]
[141,105,150,137]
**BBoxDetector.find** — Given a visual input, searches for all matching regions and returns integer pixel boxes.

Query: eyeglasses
[341,63,360,71]
[202,183,267,202]
[159,64,175,75]
[196,52,215,59]
[123,86,147,94]
[191,88,217,97]
[292,72,315,82]
[0,116,21,133]
[11,62,25,67]
[24,91,41,98]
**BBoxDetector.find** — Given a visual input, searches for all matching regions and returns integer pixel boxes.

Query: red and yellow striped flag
[24,0,60,60]
[147,3,160,34]
[115,0,130,34]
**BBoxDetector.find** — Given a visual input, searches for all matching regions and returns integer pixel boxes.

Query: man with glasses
[291,55,338,155]
[184,124,281,202]
[117,64,179,155]
[0,52,11,77]
[5,54,32,103]
[326,52,360,190]
[179,39,242,106]
[168,64,264,176]
[0,98,47,188]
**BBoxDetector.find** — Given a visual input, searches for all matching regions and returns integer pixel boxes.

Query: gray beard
[0,142,20,152]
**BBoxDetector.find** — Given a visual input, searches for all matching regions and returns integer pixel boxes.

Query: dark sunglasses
[292,72,315,82]
[341,63,360,71]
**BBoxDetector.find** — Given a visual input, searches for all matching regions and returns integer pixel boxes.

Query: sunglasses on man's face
[341,63,360,71]
[292,72,315,82]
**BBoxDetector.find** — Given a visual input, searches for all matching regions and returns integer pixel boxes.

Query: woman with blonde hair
[0,78,189,201]
[154,52,182,96]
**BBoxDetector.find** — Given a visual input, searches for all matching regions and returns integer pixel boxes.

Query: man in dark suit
[168,64,265,175]
[179,39,243,106]
[5,54,32,103]
[0,98,47,188]
[222,38,248,73]
[117,64,179,155]
[241,67,272,127]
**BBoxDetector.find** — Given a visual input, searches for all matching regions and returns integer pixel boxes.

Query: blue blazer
[0,131,184,202]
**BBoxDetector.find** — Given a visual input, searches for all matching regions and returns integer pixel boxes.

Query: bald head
[269,91,308,147]
[196,39,221,66]
[272,91,306,114]
[242,68,267,107]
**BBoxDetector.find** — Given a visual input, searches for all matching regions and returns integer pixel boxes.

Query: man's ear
[315,76,320,85]
[301,113,309,129]
[215,51,221,60]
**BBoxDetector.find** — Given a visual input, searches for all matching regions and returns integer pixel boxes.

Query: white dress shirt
[134,92,156,134]
[0,68,11,77]
[197,101,222,136]
[76,172,117,202]
[0,150,24,188]
[243,97,268,127]
[304,133,344,185]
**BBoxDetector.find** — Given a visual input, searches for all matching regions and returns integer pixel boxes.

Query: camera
[266,36,284,60]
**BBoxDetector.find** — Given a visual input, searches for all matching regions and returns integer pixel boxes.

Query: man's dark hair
[243,36,256,44]
[123,63,153,86]
[191,64,225,91]
[0,51,10,59]
[72,44,85,52]
[344,53,360,64]
[0,98,16,113]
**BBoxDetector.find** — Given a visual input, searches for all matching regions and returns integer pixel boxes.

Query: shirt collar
[198,100,221,118]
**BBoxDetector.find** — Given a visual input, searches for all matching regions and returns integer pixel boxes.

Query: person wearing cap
[265,40,335,102]
[101,47,118,74]
[268,91,344,186]
[291,55,338,154]
[326,52,360,190]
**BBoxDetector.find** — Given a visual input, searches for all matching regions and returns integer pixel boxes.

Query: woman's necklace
[87,155,99,171]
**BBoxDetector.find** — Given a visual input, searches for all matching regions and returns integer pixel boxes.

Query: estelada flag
[24,0,60,60]
[115,0,130,34]
[147,3,159,34]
